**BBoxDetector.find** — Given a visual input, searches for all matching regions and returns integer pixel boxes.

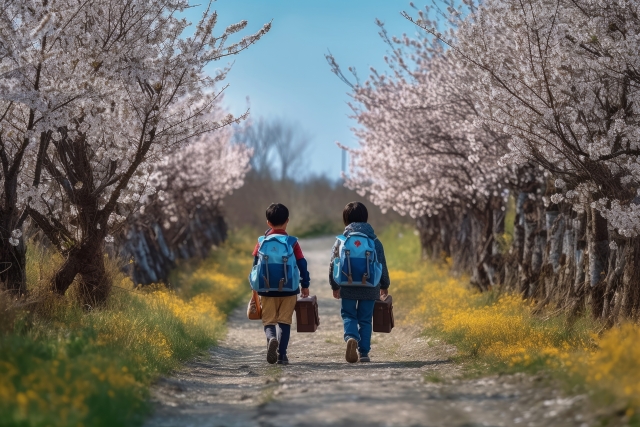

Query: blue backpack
[249,235,300,293]
[332,232,382,287]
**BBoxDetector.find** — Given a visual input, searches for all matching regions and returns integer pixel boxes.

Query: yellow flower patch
[382,225,640,413]
[0,231,255,427]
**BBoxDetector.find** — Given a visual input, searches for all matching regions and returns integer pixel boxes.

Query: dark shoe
[277,354,289,365]
[267,338,279,364]
[345,338,358,363]
[358,353,370,363]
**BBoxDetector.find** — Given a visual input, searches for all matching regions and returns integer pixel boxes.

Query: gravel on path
[144,236,600,427]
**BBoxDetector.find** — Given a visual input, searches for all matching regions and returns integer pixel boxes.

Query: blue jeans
[341,298,375,355]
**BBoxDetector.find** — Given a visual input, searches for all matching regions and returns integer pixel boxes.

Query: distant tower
[341,148,347,180]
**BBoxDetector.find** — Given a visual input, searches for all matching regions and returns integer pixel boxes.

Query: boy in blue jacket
[329,201,390,363]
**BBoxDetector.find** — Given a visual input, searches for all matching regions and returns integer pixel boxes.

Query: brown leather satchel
[295,295,320,332]
[247,290,262,320]
[373,294,394,333]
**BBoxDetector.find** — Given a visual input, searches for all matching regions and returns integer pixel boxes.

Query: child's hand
[380,288,388,298]
[332,289,341,299]
[301,287,309,298]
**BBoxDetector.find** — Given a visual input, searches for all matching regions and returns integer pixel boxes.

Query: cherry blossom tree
[0,0,268,304]
[416,0,640,319]
[122,119,251,285]
[330,0,640,320]
[328,20,516,290]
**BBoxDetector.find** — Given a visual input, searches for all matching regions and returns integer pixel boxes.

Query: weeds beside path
[0,232,253,427]
[144,235,599,427]
[7,226,636,426]
[385,224,640,426]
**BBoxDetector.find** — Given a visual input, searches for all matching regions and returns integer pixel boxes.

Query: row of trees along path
[144,237,598,427]
[0,0,265,304]
[328,0,640,325]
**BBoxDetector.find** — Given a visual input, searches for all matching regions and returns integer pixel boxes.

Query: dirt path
[145,236,596,427]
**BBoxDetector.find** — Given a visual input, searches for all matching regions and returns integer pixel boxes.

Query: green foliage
[504,194,516,239]
[378,223,422,271]
[0,233,253,427]
[224,173,412,234]
[423,372,444,383]
[386,222,640,419]
[168,228,254,311]
[291,220,343,238]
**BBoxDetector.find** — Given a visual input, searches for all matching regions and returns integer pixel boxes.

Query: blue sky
[184,1,423,179]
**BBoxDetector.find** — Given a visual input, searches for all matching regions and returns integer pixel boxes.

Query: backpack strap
[336,235,347,243]
[347,232,369,238]
[286,236,298,248]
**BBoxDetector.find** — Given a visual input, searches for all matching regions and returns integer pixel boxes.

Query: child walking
[251,203,310,365]
[329,201,390,363]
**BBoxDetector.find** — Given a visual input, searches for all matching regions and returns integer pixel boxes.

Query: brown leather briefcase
[373,295,394,333]
[295,295,320,333]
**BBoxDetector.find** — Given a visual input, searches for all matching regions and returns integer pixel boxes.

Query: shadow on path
[144,236,593,427]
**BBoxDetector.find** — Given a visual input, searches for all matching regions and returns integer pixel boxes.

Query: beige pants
[261,295,297,325]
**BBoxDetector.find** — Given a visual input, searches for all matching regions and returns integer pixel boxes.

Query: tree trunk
[488,198,505,287]
[502,192,526,292]
[559,214,575,302]
[613,237,640,320]
[540,211,563,303]
[0,176,27,294]
[451,213,473,272]
[520,198,538,297]
[588,205,609,318]
[531,230,546,299]
[547,211,564,274]
[76,246,111,308]
[51,241,111,308]
[566,212,588,318]
[513,192,527,262]
[602,240,624,323]
[416,215,436,260]
[479,203,497,289]
[471,210,492,292]
[0,235,26,295]
[573,213,587,292]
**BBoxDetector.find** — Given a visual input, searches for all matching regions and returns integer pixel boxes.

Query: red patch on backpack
[354,240,361,247]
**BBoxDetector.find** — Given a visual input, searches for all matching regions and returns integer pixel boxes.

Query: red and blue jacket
[252,228,310,297]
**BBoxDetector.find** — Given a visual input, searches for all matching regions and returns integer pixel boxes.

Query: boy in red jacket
[252,203,310,365]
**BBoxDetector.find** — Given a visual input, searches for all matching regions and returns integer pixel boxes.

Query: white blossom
[0,0,268,256]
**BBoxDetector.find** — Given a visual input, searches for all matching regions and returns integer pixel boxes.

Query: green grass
[378,223,422,271]
[382,222,640,424]
[0,231,254,427]
[423,372,444,383]
[290,220,343,239]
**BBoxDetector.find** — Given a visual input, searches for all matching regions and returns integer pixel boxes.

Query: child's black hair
[343,201,368,226]
[266,203,289,226]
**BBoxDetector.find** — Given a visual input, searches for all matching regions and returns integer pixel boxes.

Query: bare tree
[272,121,311,181]
[234,118,311,181]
